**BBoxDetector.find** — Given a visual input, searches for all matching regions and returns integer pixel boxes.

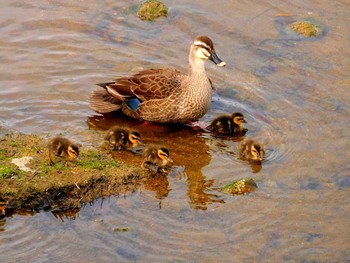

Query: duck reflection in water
[87,114,224,210]
[143,174,170,208]
[51,208,80,222]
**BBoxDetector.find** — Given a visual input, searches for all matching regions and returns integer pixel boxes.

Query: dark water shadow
[87,113,224,210]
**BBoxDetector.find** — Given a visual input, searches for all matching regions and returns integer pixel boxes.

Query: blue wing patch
[126,98,141,110]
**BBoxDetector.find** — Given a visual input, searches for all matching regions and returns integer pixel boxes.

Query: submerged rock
[290,21,321,37]
[220,178,258,195]
[137,0,168,21]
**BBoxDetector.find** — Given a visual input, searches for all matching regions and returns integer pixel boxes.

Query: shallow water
[1,0,350,261]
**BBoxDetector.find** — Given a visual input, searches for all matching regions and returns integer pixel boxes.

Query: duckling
[239,139,264,162]
[207,112,247,136]
[105,127,141,150]
[141,146,173,173]
[48,137,79,166]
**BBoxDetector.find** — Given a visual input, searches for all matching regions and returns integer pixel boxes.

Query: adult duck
[89,36,226,123]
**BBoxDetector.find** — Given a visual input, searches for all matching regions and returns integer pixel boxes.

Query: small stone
[11,157,34,172]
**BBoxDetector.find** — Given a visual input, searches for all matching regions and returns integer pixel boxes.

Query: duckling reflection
[141,146,173,173]
[87,114,224,210]
[142,173,170,202]
[0,217,5,230]
[105,126,141,151]
[207,112,248,137]
[0,199,6,219]
[51,208,80,222]
[48,137,79,166]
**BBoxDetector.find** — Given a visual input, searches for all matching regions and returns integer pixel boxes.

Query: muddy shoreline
[0,132,149,217]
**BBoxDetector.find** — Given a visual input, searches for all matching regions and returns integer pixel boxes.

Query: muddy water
[1,0,350,261]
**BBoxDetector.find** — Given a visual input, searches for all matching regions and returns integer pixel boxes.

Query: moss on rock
[220,178,258,195]
[290,21,321,37]
[137,0,168,21]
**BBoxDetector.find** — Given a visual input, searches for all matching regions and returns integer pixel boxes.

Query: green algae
[290,21,321,37]
[137,0,168,21]
[220,178,258,195]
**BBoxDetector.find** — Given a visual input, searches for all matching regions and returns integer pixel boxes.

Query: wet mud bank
[0,132,147,217]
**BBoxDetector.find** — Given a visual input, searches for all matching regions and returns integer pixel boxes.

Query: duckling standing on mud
[207,112,248,136]
[48,137,80,166]
[141,146,173,173]
[105,127,141,151]
[239,139,264,162]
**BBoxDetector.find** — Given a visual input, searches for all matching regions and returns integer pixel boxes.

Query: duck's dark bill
[209,51,226,67]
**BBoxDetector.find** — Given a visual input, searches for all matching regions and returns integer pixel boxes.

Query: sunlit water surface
[1,0,350,261]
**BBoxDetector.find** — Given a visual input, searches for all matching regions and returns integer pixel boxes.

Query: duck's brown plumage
[89,36,225,123]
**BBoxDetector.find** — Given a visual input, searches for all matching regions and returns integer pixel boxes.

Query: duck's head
[250,143,264,161]
[157,147,173,164]
[67,144,79,160]
[232,112,247,127]
[128,131,141,147]
[192,36,226,67]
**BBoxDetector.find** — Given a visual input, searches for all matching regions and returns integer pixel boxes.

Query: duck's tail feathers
[89,88,122,113]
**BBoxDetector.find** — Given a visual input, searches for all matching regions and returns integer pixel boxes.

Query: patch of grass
[79,150,119,170]
[38,161,70,174]
[8,140,20,147]
[137,0,168,21]
[0,166,22,179]
[0,149,8,161]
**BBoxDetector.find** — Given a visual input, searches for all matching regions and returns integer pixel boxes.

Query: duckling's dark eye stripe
[194,41,211,51]
[195,44,211,53]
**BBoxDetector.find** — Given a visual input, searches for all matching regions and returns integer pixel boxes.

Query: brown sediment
[0,132,148,216]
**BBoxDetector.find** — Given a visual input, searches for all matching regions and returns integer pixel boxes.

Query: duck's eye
[130,135,140,141]
[197,46,210,57]
[68,147,78,157]
[234,117,243,123]
[251,147,259,156]
[158,150,169,159]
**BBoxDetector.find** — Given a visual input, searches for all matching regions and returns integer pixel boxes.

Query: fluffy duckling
[48,137,79,166]
[207,112,247,136]
[141,146,173,173]
[239,139,264,162]
[105,127,141,150]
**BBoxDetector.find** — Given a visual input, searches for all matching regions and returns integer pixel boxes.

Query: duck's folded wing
[89,68,183,113]
[124,68,183,101]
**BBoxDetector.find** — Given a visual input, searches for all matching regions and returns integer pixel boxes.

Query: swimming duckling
[141,146,173,173]
[239,139,264,162]
[207,112,247,136]
[105,127,141,150]
[48,137,79,166]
